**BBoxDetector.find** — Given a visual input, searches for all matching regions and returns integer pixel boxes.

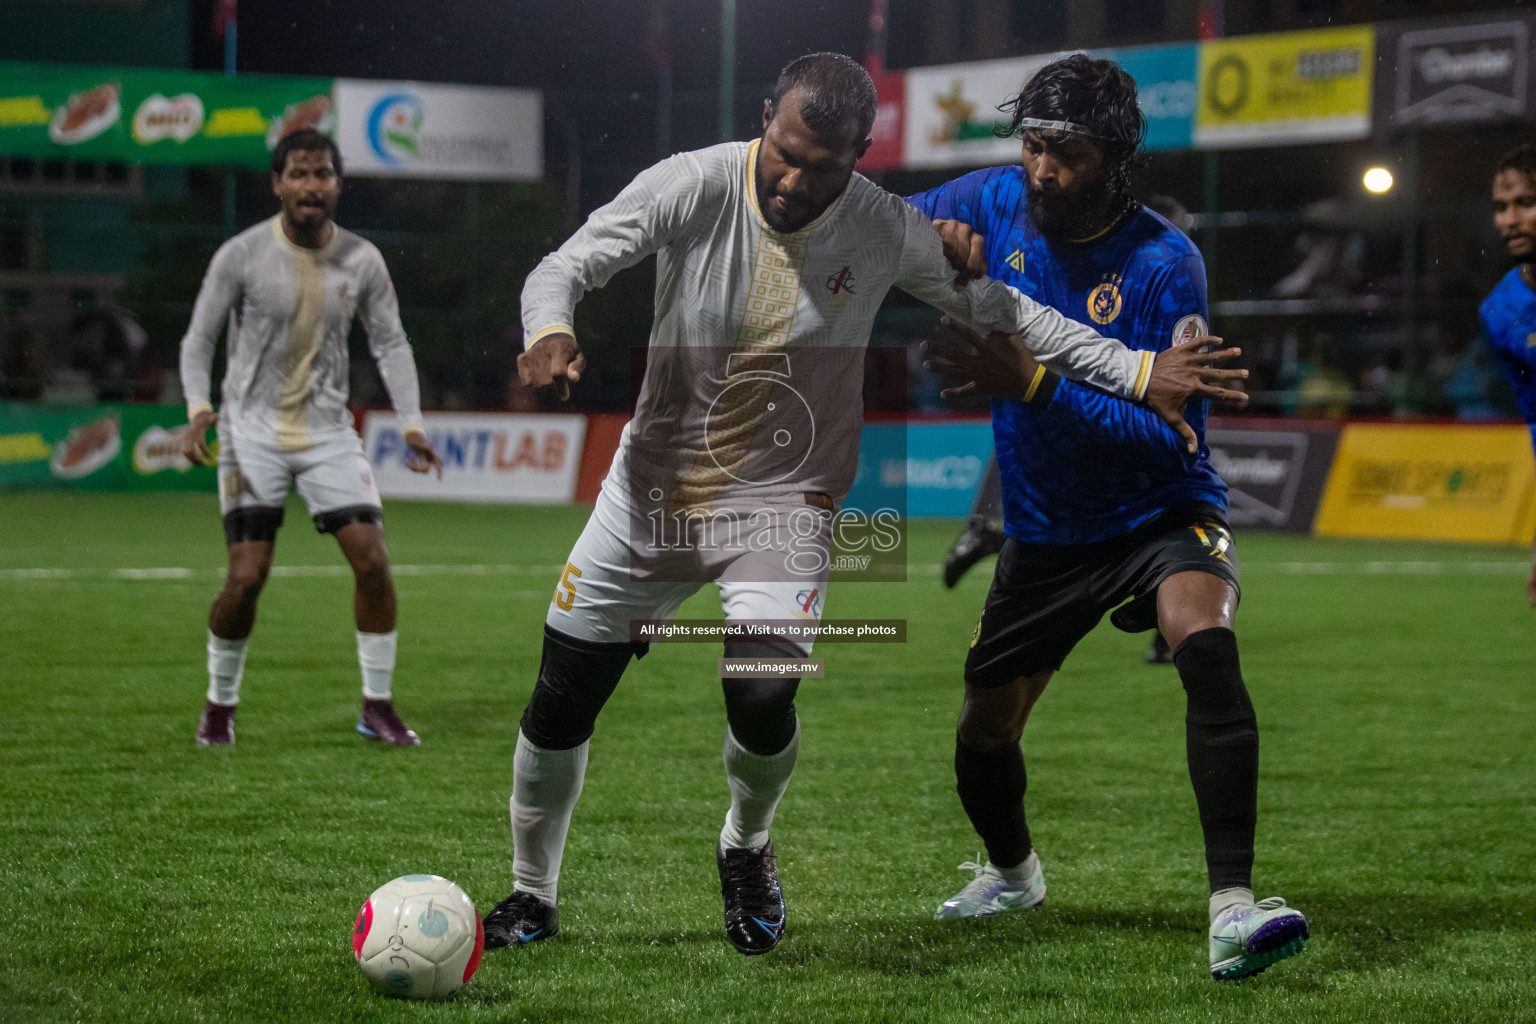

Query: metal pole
[718,0,736,142]
[1400,131,1421,355]
[1201,149,1218,273]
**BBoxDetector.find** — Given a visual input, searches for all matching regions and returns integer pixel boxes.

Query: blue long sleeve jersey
[908,166,1228,545]
[1479,268,1536,453]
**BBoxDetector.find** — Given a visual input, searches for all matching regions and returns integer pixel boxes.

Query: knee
[956,711,1021,752]
[223,563,269,603]
[351,550,392,592]
[1173,627,1256,731]
[721,640,800,755]
[520,627,634,750]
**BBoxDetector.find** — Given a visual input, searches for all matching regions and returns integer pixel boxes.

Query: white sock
[206,631,248,705]
[357,630,397,700]
[510,729,588,906]
[720,721,800,851]
[1210,887,1255,923]
[993,850,1039,881]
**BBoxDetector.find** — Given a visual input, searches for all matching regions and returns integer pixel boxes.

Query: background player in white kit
[482,54,1248,955]
[179,128,442,749]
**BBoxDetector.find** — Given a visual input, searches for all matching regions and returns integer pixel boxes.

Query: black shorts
[964,504,1240,687]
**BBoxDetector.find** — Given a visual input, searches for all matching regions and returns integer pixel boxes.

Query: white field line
[0,561,1525,583]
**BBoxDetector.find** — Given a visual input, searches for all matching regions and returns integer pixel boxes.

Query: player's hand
[518,332,586,401]
[921,317,1039,400]
[1145,336,1249,454]
[932,219,988,290]
[403,427,443,479]
[183,409,218,466]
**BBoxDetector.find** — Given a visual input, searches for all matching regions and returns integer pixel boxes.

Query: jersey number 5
[554,562,583,611]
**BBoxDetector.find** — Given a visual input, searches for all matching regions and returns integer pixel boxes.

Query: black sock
[1173,627,1258,893]
[954,737,1032,869]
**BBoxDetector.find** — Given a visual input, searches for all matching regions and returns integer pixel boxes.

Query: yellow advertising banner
[1314,424,1536,544]
[1196,26,1375,148]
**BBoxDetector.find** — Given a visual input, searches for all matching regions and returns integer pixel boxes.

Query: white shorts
[217,427,382,522]
[546,472,832,655]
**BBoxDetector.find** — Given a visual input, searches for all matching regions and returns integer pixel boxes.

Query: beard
[1026,175,1119,241]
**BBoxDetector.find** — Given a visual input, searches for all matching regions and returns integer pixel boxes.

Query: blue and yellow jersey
[1479,268,1536,454]
[907,165,1227,545]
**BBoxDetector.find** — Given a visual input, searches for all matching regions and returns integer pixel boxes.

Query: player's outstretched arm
[357,248,440,478]
[895,201,1151,401]
[520,152,710,398]
[179,240,243,466]
[517,332,586,402]
[923,320,1248,454]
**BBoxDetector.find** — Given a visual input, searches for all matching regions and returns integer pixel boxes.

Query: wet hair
[771,52,878,141]
[998,53,1146,195]
[1494,143,1536,186]
[271,128,343,176]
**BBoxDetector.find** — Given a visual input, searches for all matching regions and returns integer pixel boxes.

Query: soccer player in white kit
[179,128,442,749]
[481,54,1248,955]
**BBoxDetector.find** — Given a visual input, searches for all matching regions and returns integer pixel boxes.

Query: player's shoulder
[331,224,383,262]
[1482,267,1527,320]
[631,142,737,212]
[221,217,278,256]
[954,163,1026,199]
[1124,205,1202,267]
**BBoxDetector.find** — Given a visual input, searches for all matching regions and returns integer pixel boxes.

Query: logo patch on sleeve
[1172,314,1208,344]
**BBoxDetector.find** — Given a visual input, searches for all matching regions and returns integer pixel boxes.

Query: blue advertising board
[1102,42,1199,151]
[844,420,994,518]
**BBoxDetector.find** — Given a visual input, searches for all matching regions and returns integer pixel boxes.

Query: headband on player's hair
[1014,117,1108,140]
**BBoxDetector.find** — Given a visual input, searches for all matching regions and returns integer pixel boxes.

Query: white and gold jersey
[520,141,1154,506]
[180,216,425,450]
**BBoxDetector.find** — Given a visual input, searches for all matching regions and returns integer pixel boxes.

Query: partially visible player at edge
[481,53,1249,958]
[179,128,442,748]
[912,55,1309,981]
[1482,143,1536,606]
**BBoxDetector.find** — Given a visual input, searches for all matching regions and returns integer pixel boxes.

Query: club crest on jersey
[793,588,823,619]
[1005,249,1025,273]
[1526,331,1536,348]
[1088,275,1123,325]
[825,266,856,295]
[1172,314,1208,344]
[339,282,350,301]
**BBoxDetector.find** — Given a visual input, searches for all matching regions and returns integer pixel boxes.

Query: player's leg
[707,527,824,955]
[297,434,417,746]
[197,431,288,745]
[714,631,802,955]
[934,668,1052,918]
[484,489,694,949]
[1150,523,1308,979]
[942,453,1006,589]
[329,517,420,747]
[936,539,1099,918]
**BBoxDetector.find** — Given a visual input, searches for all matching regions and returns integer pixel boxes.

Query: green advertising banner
[0,403,215,492]
[0,62,333,168]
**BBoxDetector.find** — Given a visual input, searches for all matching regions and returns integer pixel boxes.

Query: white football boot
[1209,896,1309,980]
[933,852,1046,920]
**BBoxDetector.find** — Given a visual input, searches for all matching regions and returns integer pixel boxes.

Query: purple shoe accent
[196,701,236,746]
[358,699,420,747]
[1247,912,1309,955]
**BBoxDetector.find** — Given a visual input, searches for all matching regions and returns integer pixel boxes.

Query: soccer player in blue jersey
[909,55,1308,981]
[1483,143,1536,606]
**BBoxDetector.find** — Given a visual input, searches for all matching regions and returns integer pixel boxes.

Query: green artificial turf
[1,492,1532,1023]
